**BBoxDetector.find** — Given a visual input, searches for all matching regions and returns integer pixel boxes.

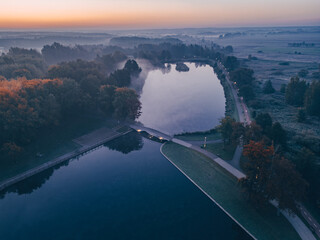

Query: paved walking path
[183,139,223,146]
[298,204,320,239]
[130,124,173,141]
[229,145,243,171]
[190,144,246,179]
[270,201,317,240]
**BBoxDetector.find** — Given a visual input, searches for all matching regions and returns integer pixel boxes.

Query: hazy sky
[1,0,319,29]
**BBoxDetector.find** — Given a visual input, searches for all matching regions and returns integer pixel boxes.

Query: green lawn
[175,131,221,141]
[204,142,236,160]
[162,142,300,240]
[0,117,117,182]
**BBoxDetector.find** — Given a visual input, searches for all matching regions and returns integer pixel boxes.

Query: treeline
[42,42,95,65]
[0,57,142,161]
[132,42,232,66]
[41,42,126,65]
[109,36,182,48]
[213,56,256,103]
[0,48,47,79]
[284,76,320,117]
[218,115,309,212]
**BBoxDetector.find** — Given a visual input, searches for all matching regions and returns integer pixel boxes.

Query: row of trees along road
[218,115,307,213]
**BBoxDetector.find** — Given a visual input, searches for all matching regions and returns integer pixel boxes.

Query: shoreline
[0,128,132,192]
[160,143,257,240]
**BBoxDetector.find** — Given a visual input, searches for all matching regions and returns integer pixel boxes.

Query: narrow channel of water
[0,133,251,240]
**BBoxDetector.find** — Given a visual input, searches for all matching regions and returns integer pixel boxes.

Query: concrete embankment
[0,128,132,192]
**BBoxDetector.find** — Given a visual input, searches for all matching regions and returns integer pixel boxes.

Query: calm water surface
[0,134,251,240]
[138,63,225,134]
[0,64,251,239]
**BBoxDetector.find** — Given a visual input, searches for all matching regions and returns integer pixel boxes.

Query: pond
[137,62,225,134]
[0,133,251,240]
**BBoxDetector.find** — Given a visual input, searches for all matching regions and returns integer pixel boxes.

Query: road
[216,60,318,239]
[217,61,251,125]
[298,204,320,239]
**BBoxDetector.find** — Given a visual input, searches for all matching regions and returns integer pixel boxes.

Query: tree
[231,122,245,145]
[255,113,272,134]
[107,69,131,87]
[263,80,275,94]
[297,109,306,122]
[280,84,286,94]
[268,155,308,213]
[271,122,286,147]
[241,141,307,212]
[239,85,255,101]
[241,141,274,206]
[285,76,308,106]
[99,85,116,115]
[243,122,263,144]
[304,81,320,117]
[124,59,141,76]
[230,68,254,87]
[217,116,235,146]
[223,56,239,71]
[112,88,141,120]
[0,142,23,162]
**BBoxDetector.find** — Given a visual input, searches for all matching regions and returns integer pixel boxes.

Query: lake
[0,134,251,240]
[137,62,225,134]
[0,62,251,239]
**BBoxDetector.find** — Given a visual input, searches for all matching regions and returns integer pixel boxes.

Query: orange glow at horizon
[1,0,319,29]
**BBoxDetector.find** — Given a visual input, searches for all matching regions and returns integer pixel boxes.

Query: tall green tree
[255,113,272,134]
[217,116,235,146]
[268,155,308,212]
[304,80,320,117]
[112,88,141,120]
[285,76,308,106]
[242,141,307,212]
[99,85,116,115]
[271,122,287,148]
[263,80,275,94]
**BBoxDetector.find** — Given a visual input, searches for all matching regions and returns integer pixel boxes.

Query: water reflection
[104,131,144,154]
[0,161,69,198]
[137,62,225,135]
[0,134,252,240]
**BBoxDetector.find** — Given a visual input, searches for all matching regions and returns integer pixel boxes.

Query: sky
[1,0,320,29]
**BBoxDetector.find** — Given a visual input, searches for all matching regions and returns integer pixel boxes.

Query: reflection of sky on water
[137,62,225,134]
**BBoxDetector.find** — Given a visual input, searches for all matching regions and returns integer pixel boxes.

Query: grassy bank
[204,142,236,160]
[161,142,301,240]
[175,130,221,141]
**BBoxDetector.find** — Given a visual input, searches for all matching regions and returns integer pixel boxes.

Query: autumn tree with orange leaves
[241,140,307,213]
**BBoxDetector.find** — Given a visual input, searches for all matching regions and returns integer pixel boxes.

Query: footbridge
[130,124,173,141]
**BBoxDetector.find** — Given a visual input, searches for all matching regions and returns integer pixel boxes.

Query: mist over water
[136,62,225,134]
